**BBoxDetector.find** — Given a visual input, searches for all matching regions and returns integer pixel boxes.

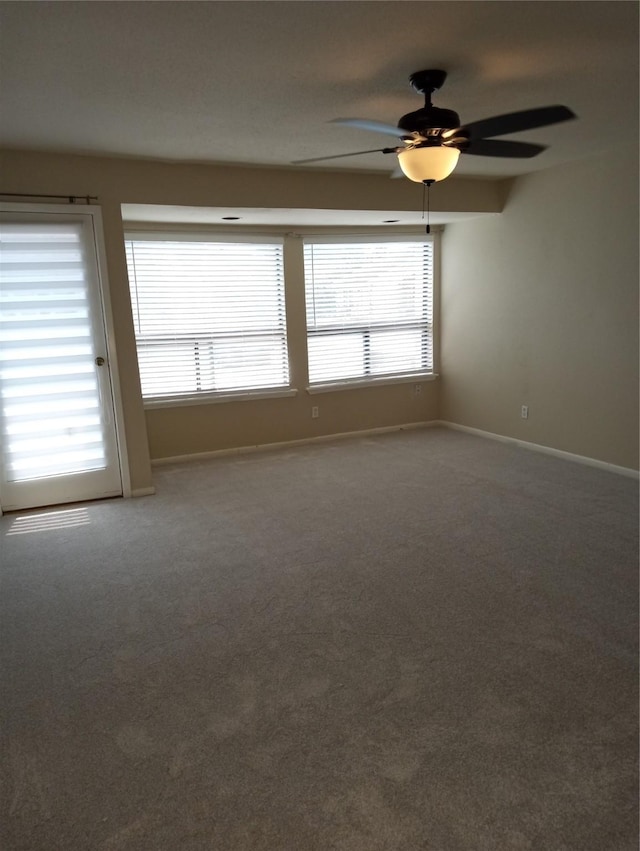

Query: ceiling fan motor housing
[398,106,460,136]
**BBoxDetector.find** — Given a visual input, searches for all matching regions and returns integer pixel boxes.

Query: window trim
[143,387,298,409]
[306,373,438,395]
[124,230,284,245]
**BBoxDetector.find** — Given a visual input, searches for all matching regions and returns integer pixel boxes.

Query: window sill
[306,373,439,395]
[143,387,298,409]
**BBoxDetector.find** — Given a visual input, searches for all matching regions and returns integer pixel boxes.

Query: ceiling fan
[293,70,576,183]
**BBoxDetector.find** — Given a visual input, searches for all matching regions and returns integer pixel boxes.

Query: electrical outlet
[414,384,422,395]
[521,405,529,419]
[311,406,319,419]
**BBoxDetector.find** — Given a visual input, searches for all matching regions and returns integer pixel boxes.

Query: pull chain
[422,179,434,234]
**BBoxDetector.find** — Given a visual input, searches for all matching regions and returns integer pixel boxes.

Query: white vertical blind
[0,222,106,481]
[124,235,290,399]
[304,238,433,385]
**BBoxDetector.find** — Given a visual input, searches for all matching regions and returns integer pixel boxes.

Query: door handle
[94,356,110,424]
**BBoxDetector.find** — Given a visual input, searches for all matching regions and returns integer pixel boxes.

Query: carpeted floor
[1,427,638,850]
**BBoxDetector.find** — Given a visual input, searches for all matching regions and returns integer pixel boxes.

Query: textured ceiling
[0,1,637,179]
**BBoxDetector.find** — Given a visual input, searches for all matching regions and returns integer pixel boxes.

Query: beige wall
[146,383,439,460]
[5,145,635,481]
[441,144,639,470]
[2,149,498,480]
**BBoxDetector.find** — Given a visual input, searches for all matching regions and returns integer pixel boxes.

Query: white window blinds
[124,235,289,400]
[0,222,108,481]
[303,238,433,386]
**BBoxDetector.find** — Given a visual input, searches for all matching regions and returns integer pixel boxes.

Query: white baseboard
[436,420,639,479]
[149,418,638,479]
[130,486,156,497]
[151,421,439,466]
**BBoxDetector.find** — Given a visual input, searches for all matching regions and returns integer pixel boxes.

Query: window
[124,234,290,401]
[303,237,433,387]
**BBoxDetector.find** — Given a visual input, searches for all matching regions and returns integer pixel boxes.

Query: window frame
[124,230,295,408]
[302,234,436,392]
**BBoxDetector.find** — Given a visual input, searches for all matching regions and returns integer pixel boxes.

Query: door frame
[0,202,131,513]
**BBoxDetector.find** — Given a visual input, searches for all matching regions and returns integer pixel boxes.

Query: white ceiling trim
[121,204,494,228]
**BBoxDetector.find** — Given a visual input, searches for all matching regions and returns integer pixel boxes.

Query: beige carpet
[1,427,638,850]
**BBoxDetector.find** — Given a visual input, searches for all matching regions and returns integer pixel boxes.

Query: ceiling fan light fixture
[302,72,574,177]
[397,145,460,183]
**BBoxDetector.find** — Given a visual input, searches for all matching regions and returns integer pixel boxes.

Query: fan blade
[292,147,396,164]
[331,118,409,138]
[450,105,575,141]
[462,138,547,158]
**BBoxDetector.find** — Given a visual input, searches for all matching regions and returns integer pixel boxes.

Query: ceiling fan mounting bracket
[400,70,459,132]
[409,69,447,96]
